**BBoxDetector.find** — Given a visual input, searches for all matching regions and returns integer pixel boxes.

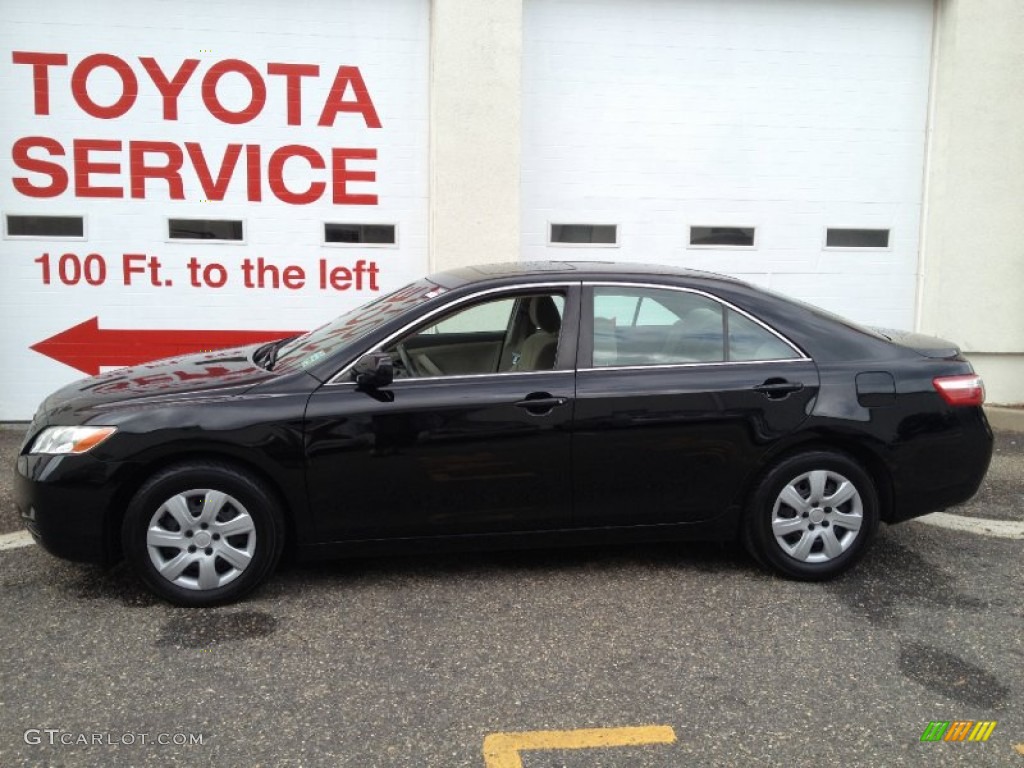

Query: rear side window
[727,309,800,361]
[590,287,799,367]
[591,287,725,366]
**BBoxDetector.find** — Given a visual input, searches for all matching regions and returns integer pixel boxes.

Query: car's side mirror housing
[352,352,394,390]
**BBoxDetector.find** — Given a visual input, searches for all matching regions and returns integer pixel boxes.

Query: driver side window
[385,293,565,378]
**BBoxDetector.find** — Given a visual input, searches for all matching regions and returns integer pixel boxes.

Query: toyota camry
[14,262,993,605]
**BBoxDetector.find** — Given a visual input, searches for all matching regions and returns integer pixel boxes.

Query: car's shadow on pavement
[59,560,162,607]
[275,539,763,589]
[42,538,758,610]
[48,522,1000,618]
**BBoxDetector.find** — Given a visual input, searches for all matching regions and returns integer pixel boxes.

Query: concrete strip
[914,512,1024,540]
[0,530,35,551]
[985,406,1024,433]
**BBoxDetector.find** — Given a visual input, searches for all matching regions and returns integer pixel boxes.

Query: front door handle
[514,393,568,415]
[753,379,804,399]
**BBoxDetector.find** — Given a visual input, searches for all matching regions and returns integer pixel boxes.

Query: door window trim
[579,281,810,371]
[326,282,581,385]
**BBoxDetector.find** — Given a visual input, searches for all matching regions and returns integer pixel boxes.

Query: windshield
[271,279,444,374]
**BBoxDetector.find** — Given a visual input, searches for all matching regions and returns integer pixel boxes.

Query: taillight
[933,374,985,406]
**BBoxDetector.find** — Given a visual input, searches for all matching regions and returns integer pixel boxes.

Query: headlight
[29,426,117,455]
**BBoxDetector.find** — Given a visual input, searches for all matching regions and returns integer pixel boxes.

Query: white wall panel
[0,0,429,419]
[522,0,933,329]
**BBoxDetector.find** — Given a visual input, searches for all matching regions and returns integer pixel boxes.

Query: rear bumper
[14,452,123,564]
[887,406,993,523]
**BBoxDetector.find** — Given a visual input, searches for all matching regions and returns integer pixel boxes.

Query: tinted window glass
[592,287,725,366]
[274,280,441,372]
[428,298,516,334]
[635,296,679,326]
[727,309,799,361]
[388,293,565,377]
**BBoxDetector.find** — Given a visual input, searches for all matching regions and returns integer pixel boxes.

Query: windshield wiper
[254,336,300,370]
[253,342,274,370]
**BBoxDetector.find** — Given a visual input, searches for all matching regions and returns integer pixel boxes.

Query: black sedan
[15,262,993,605]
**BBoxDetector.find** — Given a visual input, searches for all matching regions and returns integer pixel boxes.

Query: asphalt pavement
[1,423,1021,767]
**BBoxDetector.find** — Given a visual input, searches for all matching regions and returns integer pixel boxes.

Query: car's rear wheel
[744,451,879,580]
[122,463,284,606]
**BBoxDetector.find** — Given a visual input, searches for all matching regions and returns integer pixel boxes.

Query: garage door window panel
[385,293,566,378]
[324,223,397,246]
[825,228,890,249]
[5,214,85,239]
[168,218,244,242]
[689,226,756,248]
[550,223,617,246]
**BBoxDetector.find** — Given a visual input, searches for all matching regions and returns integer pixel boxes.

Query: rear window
[747,284,889,342]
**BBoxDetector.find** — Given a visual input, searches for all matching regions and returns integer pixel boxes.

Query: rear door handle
[753,379,804,399]
[514,394,568,415]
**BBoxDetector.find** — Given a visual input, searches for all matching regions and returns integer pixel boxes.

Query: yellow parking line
[483,725,677,768]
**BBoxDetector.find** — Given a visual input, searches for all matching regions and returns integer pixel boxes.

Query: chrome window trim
[325,281,577,385]
[586,280,809,363]
[329,368,574,388]
[579,358,812,374]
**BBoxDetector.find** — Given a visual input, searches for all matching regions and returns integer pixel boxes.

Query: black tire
[121,462,285,606]
[743,450,879,580]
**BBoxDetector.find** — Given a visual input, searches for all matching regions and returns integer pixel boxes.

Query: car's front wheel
[744,451,879,580]
[121,462,285,606]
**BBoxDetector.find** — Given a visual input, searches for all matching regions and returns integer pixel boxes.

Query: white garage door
[0,0,428,419]
[523,0,934,329]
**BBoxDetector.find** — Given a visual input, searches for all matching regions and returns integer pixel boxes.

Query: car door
[305,284,580,540]
[573,282,820,526]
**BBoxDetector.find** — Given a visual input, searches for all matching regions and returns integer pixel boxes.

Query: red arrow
[31,317,304,375]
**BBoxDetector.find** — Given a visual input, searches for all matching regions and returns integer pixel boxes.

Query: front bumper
[14,452,124,564]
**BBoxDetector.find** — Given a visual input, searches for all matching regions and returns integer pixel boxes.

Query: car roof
[431,261,747,288]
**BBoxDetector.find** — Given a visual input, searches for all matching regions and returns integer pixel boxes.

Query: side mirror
[352,352,394,390]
